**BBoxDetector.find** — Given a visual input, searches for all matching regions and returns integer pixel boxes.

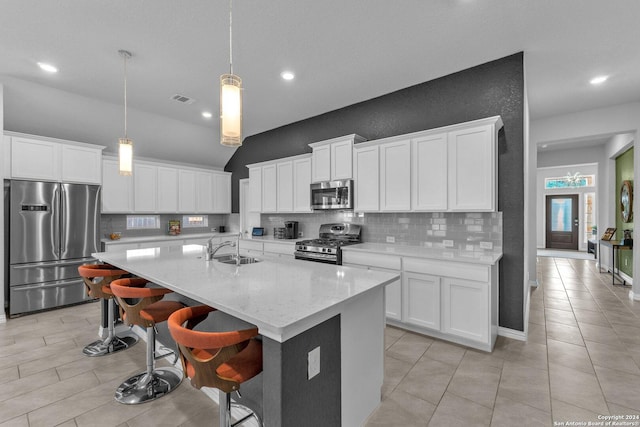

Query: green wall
[616,147,634,277]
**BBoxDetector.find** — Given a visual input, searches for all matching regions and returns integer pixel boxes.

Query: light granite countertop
[342,242,503,265]
[93,244,397,342]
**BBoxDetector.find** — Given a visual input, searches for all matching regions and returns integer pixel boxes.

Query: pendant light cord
[123,53,128,138]
[229,0,233,75]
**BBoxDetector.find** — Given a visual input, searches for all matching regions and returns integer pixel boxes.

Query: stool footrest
[82,335,138,357]
[115,367,182,404]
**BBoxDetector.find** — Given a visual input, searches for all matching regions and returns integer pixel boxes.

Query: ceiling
[1,1,639,168]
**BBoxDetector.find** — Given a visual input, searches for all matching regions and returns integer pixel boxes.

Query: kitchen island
[93,244,398,427]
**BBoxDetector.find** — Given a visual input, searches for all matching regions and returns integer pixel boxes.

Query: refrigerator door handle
[54,185,61,259]
[59,185,66,255]
[10,257,96,269]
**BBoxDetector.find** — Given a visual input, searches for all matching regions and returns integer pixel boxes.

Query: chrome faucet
[205,232,243,264]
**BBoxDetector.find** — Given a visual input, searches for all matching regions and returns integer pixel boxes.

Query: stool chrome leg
[83,299,137,357]
[219,390,263,427]
[114,326,182,404]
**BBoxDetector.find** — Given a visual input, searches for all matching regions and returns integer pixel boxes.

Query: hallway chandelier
[220,0,242,147]
[118,49,133,175]
[565,171,583,187]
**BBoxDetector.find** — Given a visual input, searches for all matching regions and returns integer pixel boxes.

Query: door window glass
[551,198,573,232]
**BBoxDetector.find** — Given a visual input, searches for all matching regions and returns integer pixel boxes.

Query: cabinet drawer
[403,257,488,282]
[342,251,401,270]
[264,242,294,255]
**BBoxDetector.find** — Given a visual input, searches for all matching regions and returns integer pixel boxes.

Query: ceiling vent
[170,94,196,105]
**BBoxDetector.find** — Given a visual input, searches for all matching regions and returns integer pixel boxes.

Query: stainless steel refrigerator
[4,180,100,317]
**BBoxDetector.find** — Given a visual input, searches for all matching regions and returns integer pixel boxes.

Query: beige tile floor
[2,256,640,426]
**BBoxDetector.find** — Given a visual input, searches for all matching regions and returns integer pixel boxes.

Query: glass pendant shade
[220,73,242,147]
[119,138,133,176]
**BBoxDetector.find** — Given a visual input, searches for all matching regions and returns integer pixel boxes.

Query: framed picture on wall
[601,227,617,241]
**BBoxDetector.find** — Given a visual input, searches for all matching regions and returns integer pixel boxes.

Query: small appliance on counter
[219,225,226,233]
[284,221,299,239]
[251,227,264,237]
[273,227,286,239]
[295,223,361,265]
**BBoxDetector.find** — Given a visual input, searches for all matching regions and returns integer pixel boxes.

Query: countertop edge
[342,243,503,265]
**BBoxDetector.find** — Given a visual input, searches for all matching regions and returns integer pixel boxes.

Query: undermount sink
[215,254,261,265]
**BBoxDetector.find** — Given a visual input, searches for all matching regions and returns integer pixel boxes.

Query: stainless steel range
[294,223,361,265]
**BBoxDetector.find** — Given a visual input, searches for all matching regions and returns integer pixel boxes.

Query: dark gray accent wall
[226,53,525,331]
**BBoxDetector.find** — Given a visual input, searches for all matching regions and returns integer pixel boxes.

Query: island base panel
[262,315,341,427]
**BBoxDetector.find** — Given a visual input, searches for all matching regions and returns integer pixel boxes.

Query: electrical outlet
[211,227,217,232]
[479,241,493,250]
[298,231,304,237]
[308,346,320,380]
[386,236,395,243]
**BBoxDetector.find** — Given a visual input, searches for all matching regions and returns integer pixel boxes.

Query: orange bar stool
[168,305,263,427]
[78,264,138,357]
[110,277,184,404]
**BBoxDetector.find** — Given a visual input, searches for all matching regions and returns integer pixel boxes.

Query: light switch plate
[308,346,320,380]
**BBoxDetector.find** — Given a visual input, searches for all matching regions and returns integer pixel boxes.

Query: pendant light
[118,49,133,175]
[220,0,242,147]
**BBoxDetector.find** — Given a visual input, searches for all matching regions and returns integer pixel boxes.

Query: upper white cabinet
[379,139,411,211]
[309,134,365,183]
[8,134,104,184]
[248,166,262,213]
[102,159,134,213]
[353,116,502,213]
[247,154,312,214]
[448,124,497,211]
[276,161,293,212]
[102,159,231,214]
[261,164,277,213]
[157,166,179,213]
[133,163,158,212]
[353,144,379,212]
[178,169,197,213]
[293,157,312,212]
[212,172,231,213]
[411,133,448,211]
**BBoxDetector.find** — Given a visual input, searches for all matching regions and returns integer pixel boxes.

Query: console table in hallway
[598,239,632,286]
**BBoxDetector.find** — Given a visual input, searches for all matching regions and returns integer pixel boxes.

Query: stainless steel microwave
[310,180,353,210]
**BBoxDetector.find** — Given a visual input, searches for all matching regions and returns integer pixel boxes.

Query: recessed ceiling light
[281,71,295,81]
[202,111,213,119]
[37,62,58,73]
[590,75,608,85]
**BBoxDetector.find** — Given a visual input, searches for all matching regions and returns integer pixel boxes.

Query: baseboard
[630,291,640,301]
[498,326,526,341]
[529,279,539,288]
[0,313,6,324]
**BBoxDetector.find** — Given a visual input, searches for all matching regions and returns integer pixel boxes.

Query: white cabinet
[276,161,293,212]
[412,133,447,211]
[102,159,134,213]
[61,144,102,184]
[293,157,312,212]
[9,135,104,184]
[442,277,489,343]
[341,251,401,321]
[309,134,365,183]
[11,137,60,181]
[196,172,214,213]
[261,164,277,213]
[213,172,231,213]
[380,139,411,211]
[133,163,158,212]
[448,124,496,211]
[178,170,197,213]
[157,167,179,213]
[248,154,310,214]
[311,144,331,183]
[353,144,379,212]
[402,272,440,330]
[248,167,262,213]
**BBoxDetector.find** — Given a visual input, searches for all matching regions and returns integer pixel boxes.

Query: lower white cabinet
[442,277,489,343]
[402,272,440,330]
[342,248,498,352]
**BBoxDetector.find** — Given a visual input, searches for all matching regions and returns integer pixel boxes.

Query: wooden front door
[546,195,579,250]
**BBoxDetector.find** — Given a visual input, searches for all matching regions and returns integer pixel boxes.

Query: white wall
[0,83,5,323]
[0,75,233,170]
[531,101,640,299]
